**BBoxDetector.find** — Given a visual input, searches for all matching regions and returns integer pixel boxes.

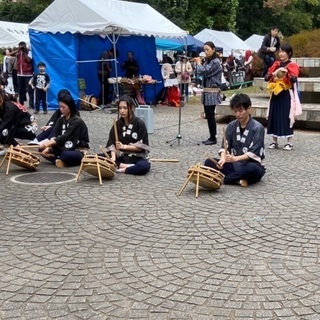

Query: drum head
[11,157,38,171]
[188,165,224,190]
[83,163,115,179]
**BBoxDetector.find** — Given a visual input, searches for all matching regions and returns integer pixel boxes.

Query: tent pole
[112,27,119,102]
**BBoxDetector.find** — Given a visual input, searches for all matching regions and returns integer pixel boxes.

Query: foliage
[286,29,320,57]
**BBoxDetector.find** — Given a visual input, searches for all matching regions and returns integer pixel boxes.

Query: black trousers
[204,104,217,140]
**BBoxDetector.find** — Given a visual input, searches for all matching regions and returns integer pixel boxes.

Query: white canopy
[194,28,250,56]
[244,34,264,52]
[0,21,29,48]
[29,0,187,38]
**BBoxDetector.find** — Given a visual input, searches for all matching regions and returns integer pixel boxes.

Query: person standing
[194,41,222,145]
[175,55,193,102]
[259,26,281,77]
[265,43,301,151]
[204,93,265,187]
[14,41,34,108]
[121,51,139,78]
[2,48,15,94]
[29,61,50,114]
[98,48,117,104]
[244,50,254,82]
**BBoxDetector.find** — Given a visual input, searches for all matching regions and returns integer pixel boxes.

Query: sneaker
[43,111,48,114]
[283,144,293,151]
[34,110,39,114]
[267,142,278,149]
[0,148,7,156]
[55,159,66,167]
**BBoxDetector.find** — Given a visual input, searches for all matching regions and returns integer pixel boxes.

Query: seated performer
[40,93,89,167]
[105,95,150,175]
[204,93,265,187]
[0,77,37,155]
[29,89,80,145]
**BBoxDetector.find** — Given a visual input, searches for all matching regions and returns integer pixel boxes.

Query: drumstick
[19,145,41,148]
[222,126,228,155]
[149,158,180,162]
[204,152,219,166]
[99,145,111,159]
[113,118,119,142]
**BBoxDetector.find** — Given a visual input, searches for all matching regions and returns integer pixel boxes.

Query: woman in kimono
[193,41,222,145]
[204,93,265,187]
[265,43,301,151]
[106,95,150,175]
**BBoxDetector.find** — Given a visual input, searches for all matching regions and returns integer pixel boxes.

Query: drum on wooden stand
[76,154,117,185]
[0,145,40,175]
[80,94,97,110]
[178,163,225,197]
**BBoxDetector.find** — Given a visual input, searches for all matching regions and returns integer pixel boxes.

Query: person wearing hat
[40,93,89,167]
[264,43,301,151]
[29,61,50,114]
[175,55,193,103]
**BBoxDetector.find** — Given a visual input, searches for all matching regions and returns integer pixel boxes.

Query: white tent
[0,21,29,48]
[28,0,188,107]
[194,28,250,56]
[244,34,264,52]
[29,0,187,38]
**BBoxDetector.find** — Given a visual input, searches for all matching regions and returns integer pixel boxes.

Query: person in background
[194,41,222,145]
[29,61,50,114]
[40,93,89,167]
[121,51,139,79]
[2,48,15,94]
[105,95,150,175]
[175,55,193,102]
[204,93,265,187]
[244,50,254,82]
[0,76,37,155]
[264,43,301,151]
[98,48,117,104]
[259,26,281,77]
[12,41,34,109]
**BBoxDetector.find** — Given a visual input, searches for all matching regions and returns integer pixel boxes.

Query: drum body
[188,164,224,190]
[81,94,97,110]
[81,154,117,180]
[6,146,40,171]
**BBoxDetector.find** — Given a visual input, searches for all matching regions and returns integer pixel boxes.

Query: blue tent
[156,35,204,52]
[28,0,188,109]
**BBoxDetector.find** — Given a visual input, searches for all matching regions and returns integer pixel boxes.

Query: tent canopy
[29,0,187,38]
[194,28,250,57]
[0,21,29,48]
[28,0,188,109]
[155,35,204,52]
[244,34,264,52]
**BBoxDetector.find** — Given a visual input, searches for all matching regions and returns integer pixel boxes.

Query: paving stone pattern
[0,101,320,320]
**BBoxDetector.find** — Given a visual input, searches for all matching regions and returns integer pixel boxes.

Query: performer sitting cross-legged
[105,95,150,175]
[40,93,89,167]
[204,93,265,187]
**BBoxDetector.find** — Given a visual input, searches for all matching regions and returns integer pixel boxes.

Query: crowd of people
[0,30,302,187]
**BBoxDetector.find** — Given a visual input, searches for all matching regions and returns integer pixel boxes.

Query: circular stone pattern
[10,171,77,185]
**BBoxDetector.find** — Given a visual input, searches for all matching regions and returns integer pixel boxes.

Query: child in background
[29,61,50,114]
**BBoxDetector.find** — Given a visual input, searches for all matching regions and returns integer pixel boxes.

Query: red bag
[181,71,189,81]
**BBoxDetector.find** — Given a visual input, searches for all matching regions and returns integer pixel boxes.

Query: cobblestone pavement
[0,100,320,320]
